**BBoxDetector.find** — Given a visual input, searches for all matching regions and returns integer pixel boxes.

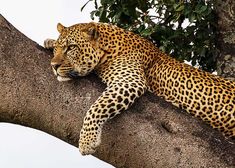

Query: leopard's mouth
[52,66,79,82]
[67,70,80,79]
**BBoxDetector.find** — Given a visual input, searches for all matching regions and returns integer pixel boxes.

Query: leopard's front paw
[43,38,56,49]
[79,127,102,155]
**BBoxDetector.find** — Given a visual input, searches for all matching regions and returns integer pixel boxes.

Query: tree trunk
[0,14,234,168]
[215,0,235,80]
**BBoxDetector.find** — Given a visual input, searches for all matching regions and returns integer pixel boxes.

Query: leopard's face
[51,23,100,81]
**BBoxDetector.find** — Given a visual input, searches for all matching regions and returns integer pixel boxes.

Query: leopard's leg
[79,58,146,155]
[79,84,146,155]
[43,38,56,49]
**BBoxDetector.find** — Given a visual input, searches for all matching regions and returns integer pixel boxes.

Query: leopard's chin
[57,75,72,82]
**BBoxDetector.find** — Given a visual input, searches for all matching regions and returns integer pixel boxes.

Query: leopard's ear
[57,23,66,34]
[81,22,99,40]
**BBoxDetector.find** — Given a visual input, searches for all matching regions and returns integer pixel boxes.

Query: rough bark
[0,14,234,168]
[215,0,235,80]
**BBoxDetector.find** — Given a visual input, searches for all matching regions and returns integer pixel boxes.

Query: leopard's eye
[68,45,77,50]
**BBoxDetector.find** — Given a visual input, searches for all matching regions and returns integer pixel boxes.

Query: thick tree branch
[0,15,234,168]
[215,0,235,80]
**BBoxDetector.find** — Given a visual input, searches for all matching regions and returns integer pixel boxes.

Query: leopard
[44,22,235,155]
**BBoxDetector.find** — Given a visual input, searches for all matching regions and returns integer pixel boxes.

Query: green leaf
[184,5,192,16]
[137,25,145,32]
[172,13,181,22]
[199,6,207,13]
[90,10,96,20]
[175,4,184,12]
[140,28,153,36]
[189,13,196,22]
[195,5,207,14]
[99,7,109,22]
[101,0,113,5]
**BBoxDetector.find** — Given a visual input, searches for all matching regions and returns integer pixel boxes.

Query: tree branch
[0,15,234,168]
[215,0,235,80]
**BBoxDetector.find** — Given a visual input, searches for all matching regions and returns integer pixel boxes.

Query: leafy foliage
[82,0,217,72]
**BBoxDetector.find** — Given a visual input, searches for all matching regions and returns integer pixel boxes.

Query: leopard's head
[51,22,100,81]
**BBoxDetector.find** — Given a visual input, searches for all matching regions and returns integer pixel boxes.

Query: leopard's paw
[43,38,56,49]
[78,128,102,155]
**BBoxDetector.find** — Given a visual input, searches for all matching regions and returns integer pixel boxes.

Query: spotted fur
[44,22,235,155]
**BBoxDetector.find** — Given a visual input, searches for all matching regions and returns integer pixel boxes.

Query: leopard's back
[147,54,235,138]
